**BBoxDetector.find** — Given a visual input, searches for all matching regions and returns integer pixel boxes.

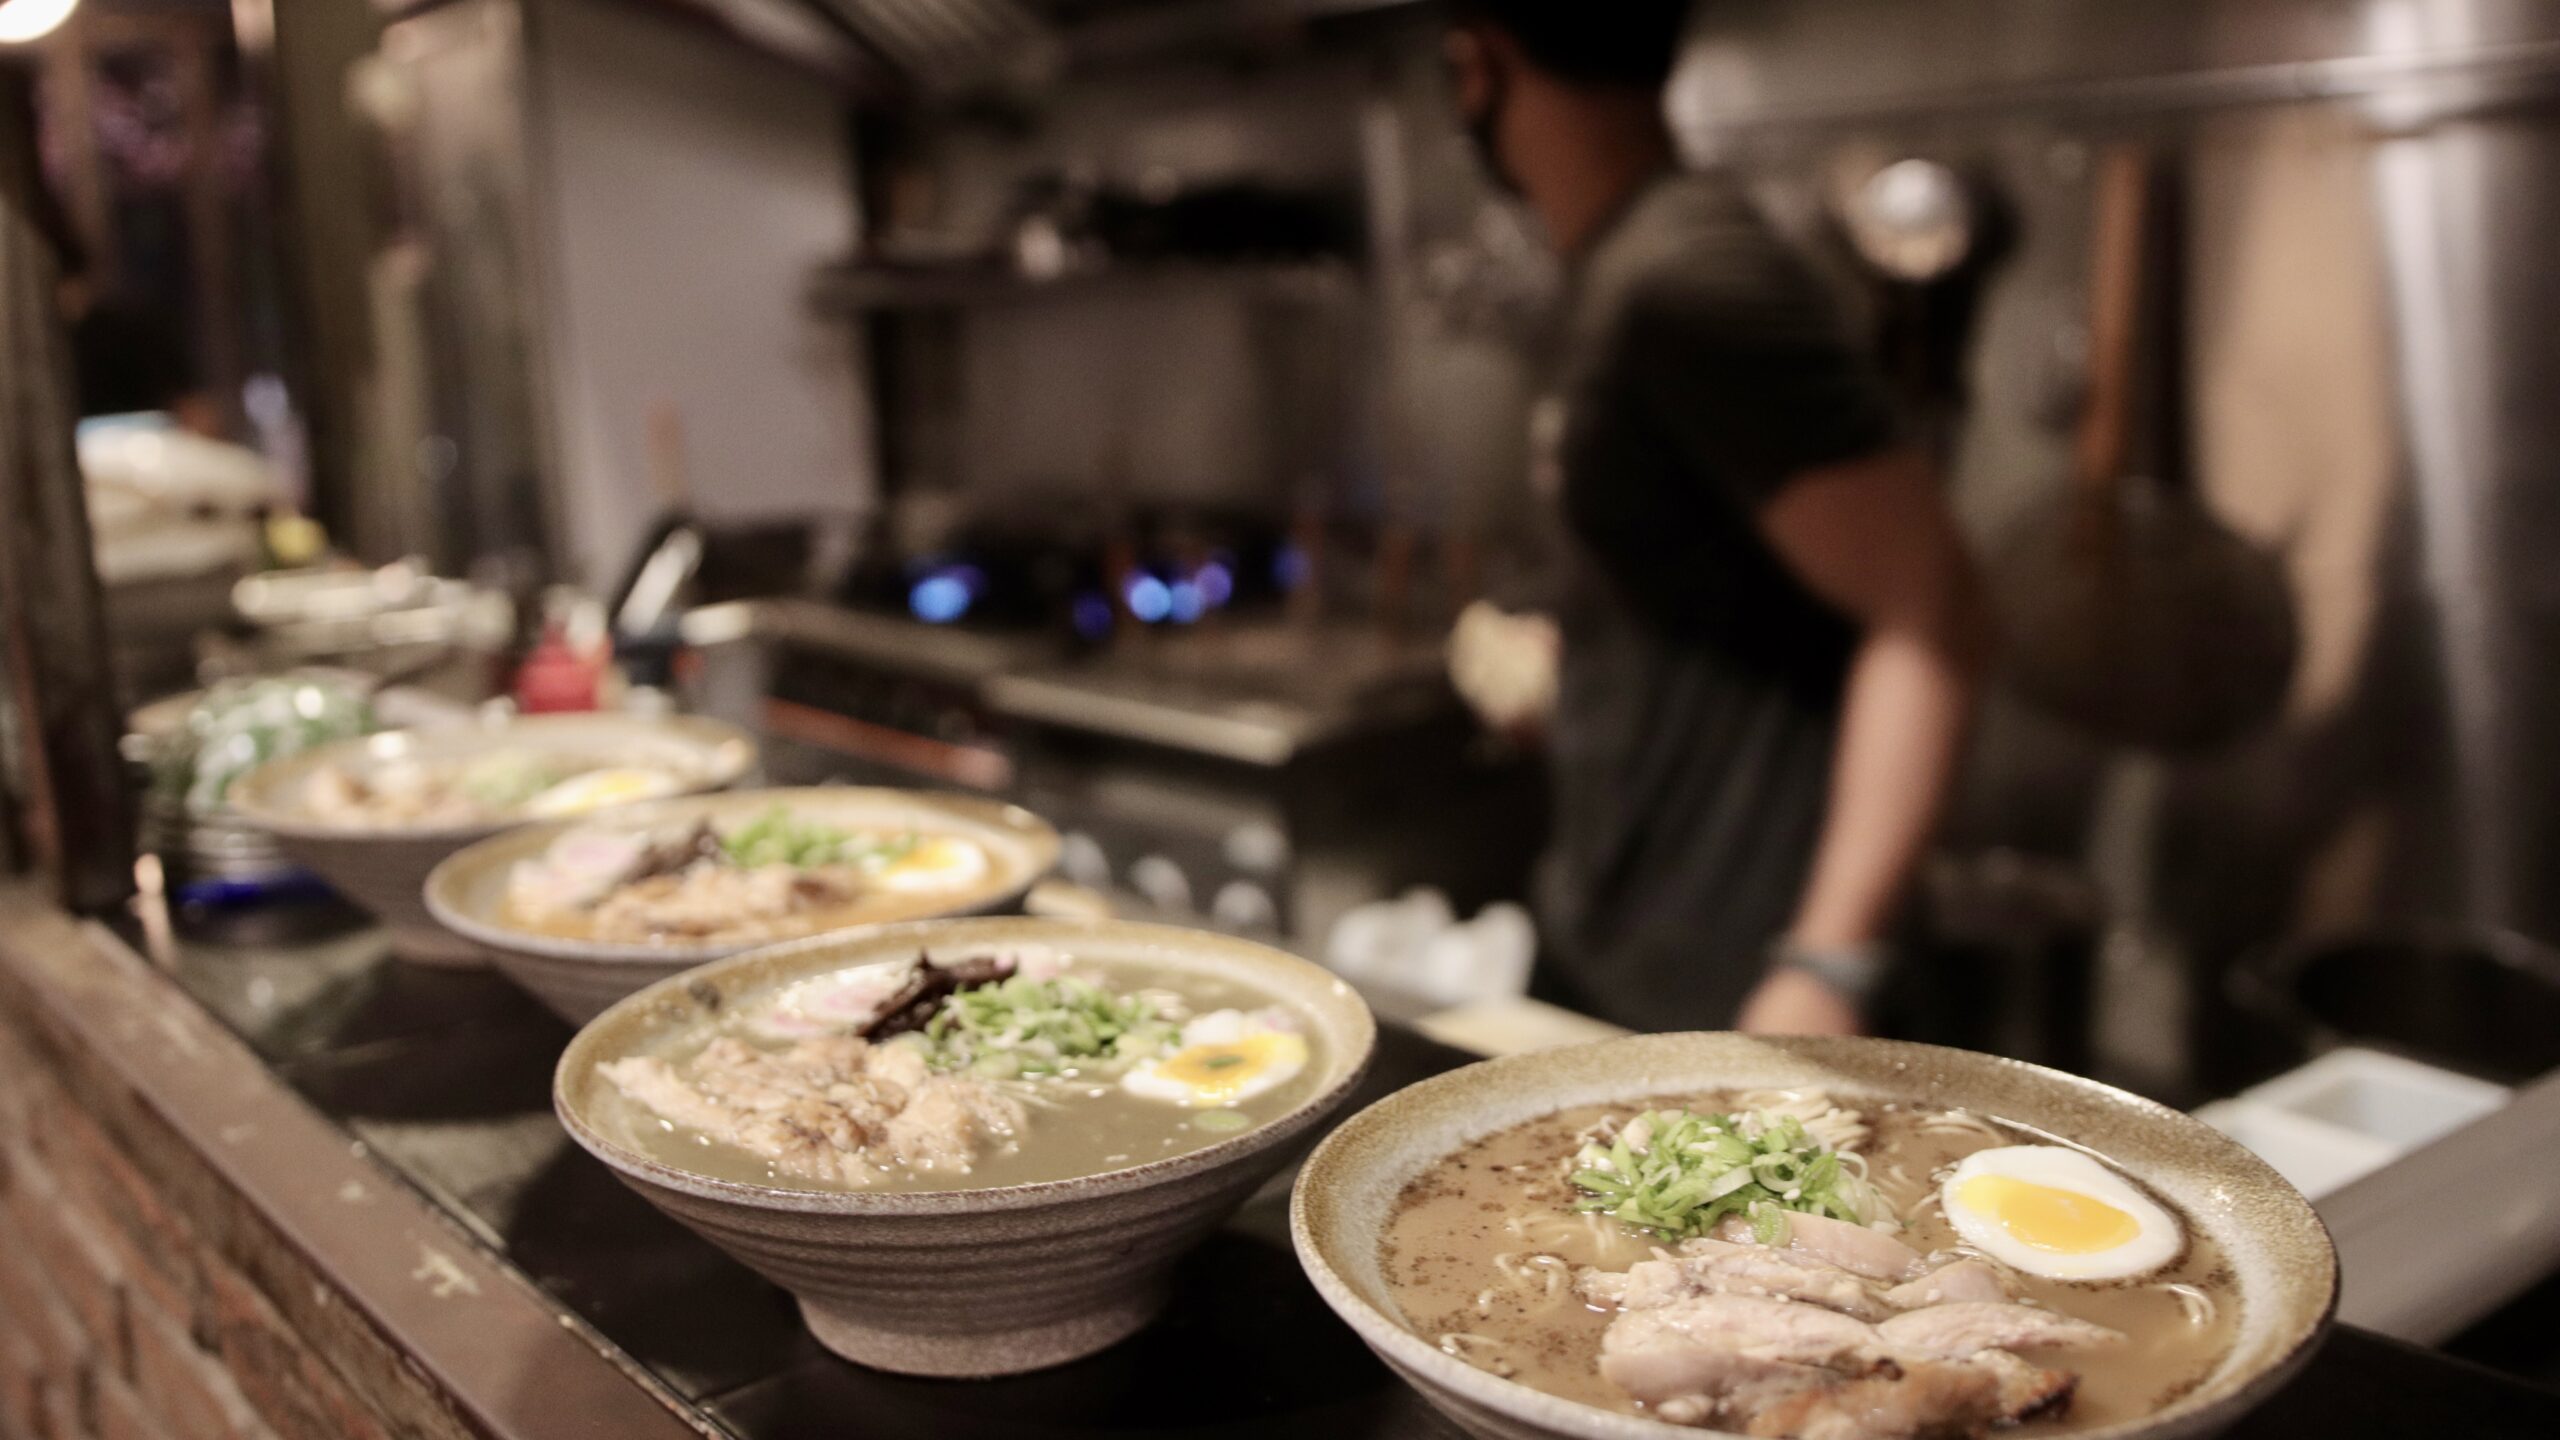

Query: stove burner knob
[1222,821,1290,876]
[1212,881,1279,934]
[1060,832,1112,889]
[1130,854,1194,914]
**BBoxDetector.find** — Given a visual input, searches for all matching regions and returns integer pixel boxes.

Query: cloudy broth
[504,881,970,946]
[1381,1093,2239,1433]
[597,961,1323,1194]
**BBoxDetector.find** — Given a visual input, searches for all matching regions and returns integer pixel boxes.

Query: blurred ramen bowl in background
[229,712,755,965]
[428,787,1056,1019]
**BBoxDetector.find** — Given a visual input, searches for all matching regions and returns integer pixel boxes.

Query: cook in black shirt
[1446,0,1990,1036]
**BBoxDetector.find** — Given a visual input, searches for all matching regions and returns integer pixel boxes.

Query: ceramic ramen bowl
[1290,1033,2336,1440]
[555,917,1377,1376]
[427,786,1061,1021]
[229,713,756,965]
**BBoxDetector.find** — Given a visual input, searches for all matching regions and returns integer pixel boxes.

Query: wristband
[1767,939,1892,1010]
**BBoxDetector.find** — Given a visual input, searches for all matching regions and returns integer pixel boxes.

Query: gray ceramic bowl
[229,713,757,965]
[1291,1033,2337,1440]
[427,787,1060,1021]
[555,917,1378,1376]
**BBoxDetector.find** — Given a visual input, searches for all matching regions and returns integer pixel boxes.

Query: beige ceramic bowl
[229,713,756,965]
[427,787,1060,1021]
[555,917,1378,1376]
[1292,1033,2337,1440]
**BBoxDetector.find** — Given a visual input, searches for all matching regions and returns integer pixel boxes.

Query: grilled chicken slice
[1578,1267,1635,1308]
[1877,1302,2124,1362]
[1965,1349,2079,1423]
[1602,1295,1887,1394]
[1601,1309,1848,1417]
[1714,1211,1926,1282]
[1883,1260,2010,1309]
[1615,1249,1895,1321]
[600,1035,1021,1186]
[1738,1361,2005,1440]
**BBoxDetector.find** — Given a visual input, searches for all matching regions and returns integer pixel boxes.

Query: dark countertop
[143,898,2560,1440]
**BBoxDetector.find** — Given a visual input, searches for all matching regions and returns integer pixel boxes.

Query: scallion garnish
[1567,1109,1890,1242]
[923,974,1177,1077]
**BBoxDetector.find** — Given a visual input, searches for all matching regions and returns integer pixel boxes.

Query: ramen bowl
[1290,1033,2336,1440]
[230,713,756,965]
[429,787,1059,1021]
[555,917,1377,1376]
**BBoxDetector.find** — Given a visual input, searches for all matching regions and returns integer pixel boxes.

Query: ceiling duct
[801,0,1061,98]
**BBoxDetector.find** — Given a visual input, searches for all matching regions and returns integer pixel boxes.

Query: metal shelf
[807,257,1358,314]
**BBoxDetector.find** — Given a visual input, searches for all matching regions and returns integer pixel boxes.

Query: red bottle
[513,619,605,714]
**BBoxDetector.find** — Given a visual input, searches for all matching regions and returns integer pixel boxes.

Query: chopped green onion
[1192,1110,1250,1133]
[1566,1107,1892,1243]
[1752,1202,1789,1247]
[720,806,921,870]
[924,973,1175,1077]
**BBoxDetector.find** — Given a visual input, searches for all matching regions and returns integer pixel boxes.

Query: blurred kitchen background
[7,0,2560,1171]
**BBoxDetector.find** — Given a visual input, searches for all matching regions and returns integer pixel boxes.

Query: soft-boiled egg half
[1122,1009,1308,1109]
[1941,1145,2183,1281]
[871,835,989,892]
[521,767,686,818]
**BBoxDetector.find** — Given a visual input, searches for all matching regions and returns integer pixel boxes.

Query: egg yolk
[889,838,973,873]
[528,771,672,816]
[1151,1032,1306,1107]
[1956,1175,2142,1254]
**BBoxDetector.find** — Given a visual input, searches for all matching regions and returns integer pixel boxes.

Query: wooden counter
[1,880,2556,1440]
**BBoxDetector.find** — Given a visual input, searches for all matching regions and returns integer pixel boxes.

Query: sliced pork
[587,863,854,942]
[1883,1260,2009,1309]
[1613,1248,1894,1322]
[1601,1308,1853,1415]
[1739,1362,2005,1440]
[1965,1349,2079,1421]
[1877,1302,2125,1362]
[1577,1266,1634,1308]
[1713,1211,1925,1282]
[1605,1295,1886,1377]
[601,1034,1024,1185]
[1589,1227,2122,1440]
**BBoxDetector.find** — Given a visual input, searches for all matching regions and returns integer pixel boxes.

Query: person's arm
[1734,446,1990,1036]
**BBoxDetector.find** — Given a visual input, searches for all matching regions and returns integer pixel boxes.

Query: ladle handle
[2075,145,2152,503]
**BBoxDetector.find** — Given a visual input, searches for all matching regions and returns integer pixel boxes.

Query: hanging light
[0,0,78,45]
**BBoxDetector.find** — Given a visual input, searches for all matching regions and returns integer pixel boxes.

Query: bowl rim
[554,915,1380,1215]
[225,711,760,843]
[421,785,1063,965]
[1288,1032,2338,1440]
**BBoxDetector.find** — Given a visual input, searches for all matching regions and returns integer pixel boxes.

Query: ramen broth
[503,880,975,947]
[498,814,1012,949]
[302,750,688,827]
[597,960,1323,1193]
[1381,1094,2238,1433]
